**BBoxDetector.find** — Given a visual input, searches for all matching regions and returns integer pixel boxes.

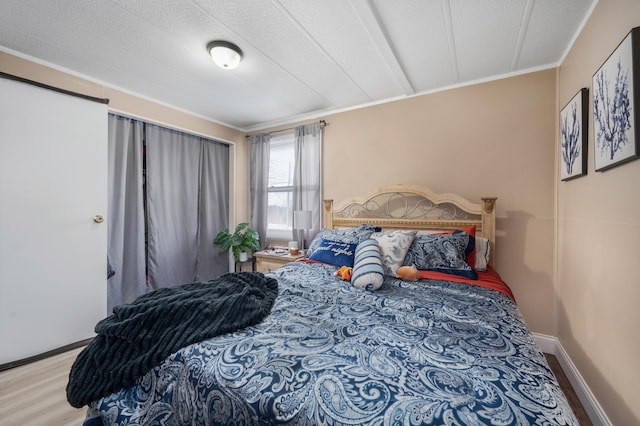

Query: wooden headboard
[323,184,497,267]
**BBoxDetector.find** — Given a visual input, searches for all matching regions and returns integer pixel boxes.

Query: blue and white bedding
[87,262,577,425]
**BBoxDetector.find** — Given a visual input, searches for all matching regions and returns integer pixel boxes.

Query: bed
[69,185,578,425]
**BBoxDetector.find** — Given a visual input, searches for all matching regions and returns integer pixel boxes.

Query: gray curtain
[107,114,146,312]
[250,133,270,249]
[197,140,230,278]
[293,122,322,248]
[146,124,229,289]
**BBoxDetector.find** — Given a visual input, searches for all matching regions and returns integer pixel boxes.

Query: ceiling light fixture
[207,41,243,70]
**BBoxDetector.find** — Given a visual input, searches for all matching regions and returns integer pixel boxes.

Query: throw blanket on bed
[66,271,278,408]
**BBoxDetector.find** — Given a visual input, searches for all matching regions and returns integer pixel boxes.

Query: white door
[0,77,107,364]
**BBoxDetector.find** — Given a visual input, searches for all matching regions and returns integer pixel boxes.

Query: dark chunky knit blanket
[66,272,278,408]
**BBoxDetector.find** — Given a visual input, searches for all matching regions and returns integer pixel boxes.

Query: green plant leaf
[213,223,260,260]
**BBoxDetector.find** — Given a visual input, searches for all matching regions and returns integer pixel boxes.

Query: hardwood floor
[545,353,593,425]
[0,349,591,425]
[0,347,86,426]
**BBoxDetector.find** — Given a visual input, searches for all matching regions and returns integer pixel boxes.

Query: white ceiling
[0,0,596,131]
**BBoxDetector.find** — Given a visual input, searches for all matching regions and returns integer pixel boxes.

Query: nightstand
[254,251,305,273]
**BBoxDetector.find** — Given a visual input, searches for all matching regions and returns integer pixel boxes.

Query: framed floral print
[560,88,588,181]
[593,27,640,171]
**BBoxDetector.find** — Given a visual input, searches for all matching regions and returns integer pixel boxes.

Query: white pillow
[371,230,416,276]
[474,236,490,272]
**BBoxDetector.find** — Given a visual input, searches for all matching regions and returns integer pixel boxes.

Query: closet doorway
[108,114,230,311]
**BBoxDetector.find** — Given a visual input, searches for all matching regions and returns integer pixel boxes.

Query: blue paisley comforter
[87,262,577,425]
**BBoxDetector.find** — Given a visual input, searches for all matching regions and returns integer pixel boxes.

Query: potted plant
[213,222,260,262]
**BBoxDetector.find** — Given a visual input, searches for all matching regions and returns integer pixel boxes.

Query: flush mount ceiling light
[207,41,243,70]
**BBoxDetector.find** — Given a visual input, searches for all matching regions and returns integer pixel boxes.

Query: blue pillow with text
[308,239,358,267]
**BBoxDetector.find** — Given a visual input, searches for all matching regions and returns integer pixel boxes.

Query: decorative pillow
[458,226,476,270]
[416,225,476,271]
[351,239,384,291]
[403,231,477,279]
[474,236,490,272]
[306,224,377,258]
[371,230,416,276]
[307,239,358,267]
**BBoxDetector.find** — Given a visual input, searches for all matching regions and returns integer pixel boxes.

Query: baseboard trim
[0,338,91,372]
[532,332,557,354]
[532,333,611,426]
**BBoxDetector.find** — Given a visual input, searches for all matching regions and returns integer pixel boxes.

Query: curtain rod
[246,119,327,138]
[0,71,109,105]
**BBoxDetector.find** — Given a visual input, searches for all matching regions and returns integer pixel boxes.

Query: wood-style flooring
[545,353,592,426]
[0,349,591,425]
[0,347,85,425]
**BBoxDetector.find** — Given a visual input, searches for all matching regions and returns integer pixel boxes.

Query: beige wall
[0,51,250,225]
[558,0,640,423]
[254,71,558,332]
[317,70,558,334]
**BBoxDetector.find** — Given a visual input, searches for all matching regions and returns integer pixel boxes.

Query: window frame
[266,133,295,241]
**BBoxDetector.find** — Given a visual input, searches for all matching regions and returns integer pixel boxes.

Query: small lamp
[207,41,243,69]
[293,210,312,252]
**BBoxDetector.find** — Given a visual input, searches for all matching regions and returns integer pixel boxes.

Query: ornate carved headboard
[323,184,497,267]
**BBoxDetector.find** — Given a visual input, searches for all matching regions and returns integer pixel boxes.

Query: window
[252,123,322,245]
[266,133,295,240]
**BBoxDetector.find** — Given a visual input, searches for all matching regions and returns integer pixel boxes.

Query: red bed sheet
[297,259,515,302]
[418,266,515,302]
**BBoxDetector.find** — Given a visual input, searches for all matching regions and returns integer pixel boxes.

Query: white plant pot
[239,252,248,262]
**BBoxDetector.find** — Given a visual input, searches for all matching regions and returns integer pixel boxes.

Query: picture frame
[592,26,640,171]
[560,88,588,181]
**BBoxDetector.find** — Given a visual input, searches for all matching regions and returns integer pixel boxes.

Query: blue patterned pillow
[403,231,477,279]
[308,239,358,267]
[351,239,384,291]
[306,224,377,258]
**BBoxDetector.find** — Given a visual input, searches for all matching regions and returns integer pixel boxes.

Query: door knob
[93,215,104,224]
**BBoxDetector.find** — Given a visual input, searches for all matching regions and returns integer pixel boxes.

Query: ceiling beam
[440,0,459,84]
[349,0,414,96]
[511,0,535,71]
[270,0,372,103]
